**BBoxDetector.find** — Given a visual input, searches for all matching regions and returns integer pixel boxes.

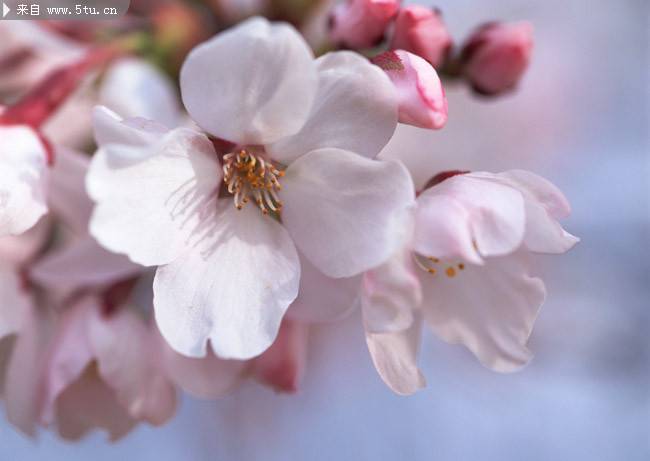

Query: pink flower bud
[329,0,400,49]
[389,6,452,69]
[460,21,533,95]
[372,50,447,130]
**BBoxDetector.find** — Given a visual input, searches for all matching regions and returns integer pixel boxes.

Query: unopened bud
[460,21,533,96]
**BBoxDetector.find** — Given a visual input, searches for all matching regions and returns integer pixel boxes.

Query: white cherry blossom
[86,17,414,360]
[363,170,578,394]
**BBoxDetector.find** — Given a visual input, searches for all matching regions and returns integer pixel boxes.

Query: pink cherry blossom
[373,50,448,129]
[390,6,453,69]
[363,170,578,394]
[328,0,399,48]
[86,17,413,361]
[460,21,534,96]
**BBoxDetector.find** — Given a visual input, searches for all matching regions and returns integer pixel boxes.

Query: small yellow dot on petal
[446,267,456,278]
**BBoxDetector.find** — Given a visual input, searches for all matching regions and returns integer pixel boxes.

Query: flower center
[413,254,465,278]
[222,149,284,215]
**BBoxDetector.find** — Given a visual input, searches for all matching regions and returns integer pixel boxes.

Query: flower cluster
[329,0,534,96]
[0,2,576,442]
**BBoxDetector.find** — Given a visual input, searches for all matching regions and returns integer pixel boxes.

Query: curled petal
[479,170,579,254]
[373,50,447,130]
[417,173,526,260]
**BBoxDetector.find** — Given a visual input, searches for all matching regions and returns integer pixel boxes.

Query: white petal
[154,201,300,360]
[286,252,361,323]
[99,58,182,128]
[87,127,221,266]
[0,126,48,237]
[267,51,397,164]
[180,17,317,145]
[421,173,526,258]
[420,251,546,372]
[366,314,426,396]
[281,148,415,278]
[487,170,579,254]
[361,245,421,333]
[414,192,483,264]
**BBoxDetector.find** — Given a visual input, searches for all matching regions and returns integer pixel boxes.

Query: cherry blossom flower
[390,6,453,69]
[363,170,578,394]
[86,17,413,361]
[460,22,534,96]
[328,0,400,49]
[373,50,448,130]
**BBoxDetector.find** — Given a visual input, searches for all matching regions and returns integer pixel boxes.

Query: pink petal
[420,251,546,372]
[372,50,447,129]
[366,313,426,395]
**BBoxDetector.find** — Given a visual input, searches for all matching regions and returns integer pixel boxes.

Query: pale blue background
[1,0,648,459]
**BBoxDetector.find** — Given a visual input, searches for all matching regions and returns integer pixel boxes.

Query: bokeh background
[1,0,648,459]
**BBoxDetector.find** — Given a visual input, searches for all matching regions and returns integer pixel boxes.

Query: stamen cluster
[222,149,284,214]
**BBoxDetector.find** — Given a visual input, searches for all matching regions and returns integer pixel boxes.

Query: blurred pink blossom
[390,6,452,69]
[329,0,399,48]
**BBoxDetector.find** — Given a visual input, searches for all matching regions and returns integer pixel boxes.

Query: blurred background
[1,0,648,459]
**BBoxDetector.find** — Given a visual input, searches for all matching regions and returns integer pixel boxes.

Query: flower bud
[460,21,533,95]
[372,50,447,130]
[389,6,452,69]
[329,0,400,49]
